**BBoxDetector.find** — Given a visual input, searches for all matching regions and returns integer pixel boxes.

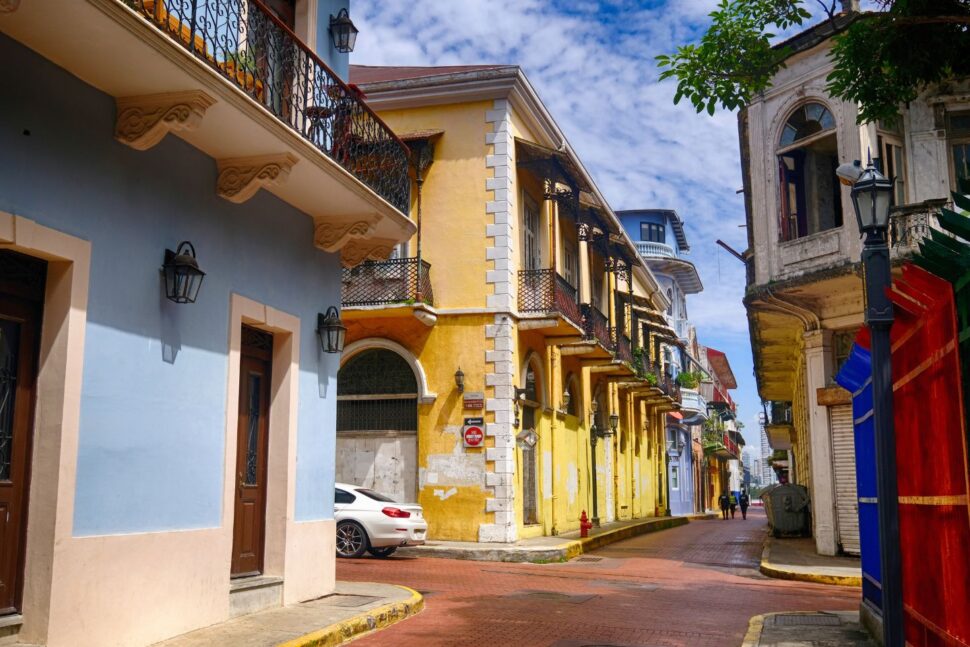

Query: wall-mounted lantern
[454,367,465,393]
[316,306,346,354]
[562,390,571,411]
[162,241,205,304]
[609,413,619,435]
[329,8,359,53]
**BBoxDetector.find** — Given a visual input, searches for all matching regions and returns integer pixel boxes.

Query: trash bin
[760,483,810,537]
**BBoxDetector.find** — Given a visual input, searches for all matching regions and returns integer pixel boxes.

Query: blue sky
[350,0,842,445]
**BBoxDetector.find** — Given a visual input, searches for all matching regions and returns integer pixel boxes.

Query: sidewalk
[760,536,862,587]
[397,513,712,563]
[742,611,876,646]
[153,582,422,647]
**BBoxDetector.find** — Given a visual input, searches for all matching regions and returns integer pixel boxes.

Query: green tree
[656,0,970,124]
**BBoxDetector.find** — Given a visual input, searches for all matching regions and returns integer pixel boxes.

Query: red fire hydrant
[579,510,593,538]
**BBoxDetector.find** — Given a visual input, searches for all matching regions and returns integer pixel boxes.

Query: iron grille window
[337,349,418,432]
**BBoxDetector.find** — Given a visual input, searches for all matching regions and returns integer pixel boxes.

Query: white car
[334,483,427,558]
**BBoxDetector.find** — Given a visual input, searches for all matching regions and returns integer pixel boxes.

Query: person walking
[718,492,730,520]
[739,490,750,520]
[729,492,738,519]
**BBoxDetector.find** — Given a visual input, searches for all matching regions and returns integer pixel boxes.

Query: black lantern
[454,367,465,393]
[316,306,346,354]
[562,390,571,410]
[608,413,619,435]
[162,241,205,304]
[851,163,894,235]
[329,8,359,53]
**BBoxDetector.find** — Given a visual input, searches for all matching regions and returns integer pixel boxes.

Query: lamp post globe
[850,164,894,235]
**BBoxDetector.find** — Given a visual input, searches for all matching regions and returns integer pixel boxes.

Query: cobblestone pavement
[336,509,860,647]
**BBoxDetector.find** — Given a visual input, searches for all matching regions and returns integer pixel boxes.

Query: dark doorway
[0,250,46,614]
[231,326,273,578]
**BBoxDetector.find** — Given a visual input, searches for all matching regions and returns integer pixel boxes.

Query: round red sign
[463,425,484,447]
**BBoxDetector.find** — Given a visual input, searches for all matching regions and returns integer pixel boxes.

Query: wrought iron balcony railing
[609,327,633,364]
[584,306,611,349]
[342,257,433,307]
[518,270,583,328]
[126,0,411,214]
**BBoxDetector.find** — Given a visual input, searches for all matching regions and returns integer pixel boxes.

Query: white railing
[635,241,675,259]
[680,388,707,416]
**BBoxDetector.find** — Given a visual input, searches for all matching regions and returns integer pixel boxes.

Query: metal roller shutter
[830,404,860,555]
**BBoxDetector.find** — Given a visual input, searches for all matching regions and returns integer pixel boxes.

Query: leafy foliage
[657,0,970,123]
[675,371,703,388]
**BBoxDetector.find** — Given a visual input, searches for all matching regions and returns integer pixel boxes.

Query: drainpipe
[549,345,558,535]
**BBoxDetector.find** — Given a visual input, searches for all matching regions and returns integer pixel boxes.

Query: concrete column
[803,329,838,555]
[578,223,591,304]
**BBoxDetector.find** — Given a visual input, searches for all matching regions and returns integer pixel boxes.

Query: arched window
[777,102,843,241]
[337,349,417,431]
[666,288,673,316]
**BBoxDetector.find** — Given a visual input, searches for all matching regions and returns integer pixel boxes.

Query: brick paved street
[336,509,861,647]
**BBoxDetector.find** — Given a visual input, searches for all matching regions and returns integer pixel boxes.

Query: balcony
[342,258,433,307]
[584,306,611,350]
[518,270,583,329]
[609,328,633,364]
[890,199,947,258]
[635,241,675,259]
[1,0,415,265]
[703,431,739,460]
[680,388,707,418]
[126,0,410,213]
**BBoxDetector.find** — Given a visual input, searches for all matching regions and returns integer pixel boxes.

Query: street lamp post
[847,161,904,647]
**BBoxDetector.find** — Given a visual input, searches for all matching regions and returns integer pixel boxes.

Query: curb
[759,538,862,587]
[740,613,767,647]
[276,586,424,647]
[400,516,691,563]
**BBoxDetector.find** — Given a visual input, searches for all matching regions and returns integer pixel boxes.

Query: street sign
[463,417,485,448]
[463,391,485,409]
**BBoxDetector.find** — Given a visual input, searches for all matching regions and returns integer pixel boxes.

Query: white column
[578,223,591,305]
[804,329,838,556]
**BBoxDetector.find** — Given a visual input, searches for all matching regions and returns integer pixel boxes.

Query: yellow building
[335,65,681,542]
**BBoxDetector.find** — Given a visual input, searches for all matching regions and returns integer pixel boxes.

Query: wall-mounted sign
[463,417,485,448]
[463,391,484,409]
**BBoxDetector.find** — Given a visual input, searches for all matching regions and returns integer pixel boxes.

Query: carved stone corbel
[340,239,398,268]
[115,91,215,151]
[216,153,298,203]
[313,215,381,252]
[0,0,21,13]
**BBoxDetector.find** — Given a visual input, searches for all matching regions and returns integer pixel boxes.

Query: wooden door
[231,327,273,578]
[0,293,41,613]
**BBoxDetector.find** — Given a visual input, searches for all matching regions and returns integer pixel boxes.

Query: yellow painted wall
[373,102,493,309]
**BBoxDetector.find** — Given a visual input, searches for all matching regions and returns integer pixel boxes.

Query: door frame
[222,295,305,599]
[0,211,91,643]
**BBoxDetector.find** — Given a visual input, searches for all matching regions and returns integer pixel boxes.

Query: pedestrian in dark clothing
[729,493,738,519]
[718,493,730,520]
[739,491,750,520]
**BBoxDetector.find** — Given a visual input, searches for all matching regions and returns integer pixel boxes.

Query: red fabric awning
[667,411,683,420]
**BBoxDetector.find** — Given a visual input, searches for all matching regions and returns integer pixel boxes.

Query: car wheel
[336,521,368,558]
[367,546,397,558]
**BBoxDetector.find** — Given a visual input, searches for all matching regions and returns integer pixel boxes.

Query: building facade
[0,1,411,644]
[738,3,964,556]
[698,347,743,510]
[616,209,706,516]
[335,64,682,542]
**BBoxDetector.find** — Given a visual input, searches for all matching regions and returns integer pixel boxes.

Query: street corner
[741,611,876,646]
[277,585,425,647]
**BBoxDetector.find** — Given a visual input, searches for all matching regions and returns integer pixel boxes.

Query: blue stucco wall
[316,0,351,81]
[0,34,338,535]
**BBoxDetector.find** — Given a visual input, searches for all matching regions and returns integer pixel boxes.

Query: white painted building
[739,1,965,556]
